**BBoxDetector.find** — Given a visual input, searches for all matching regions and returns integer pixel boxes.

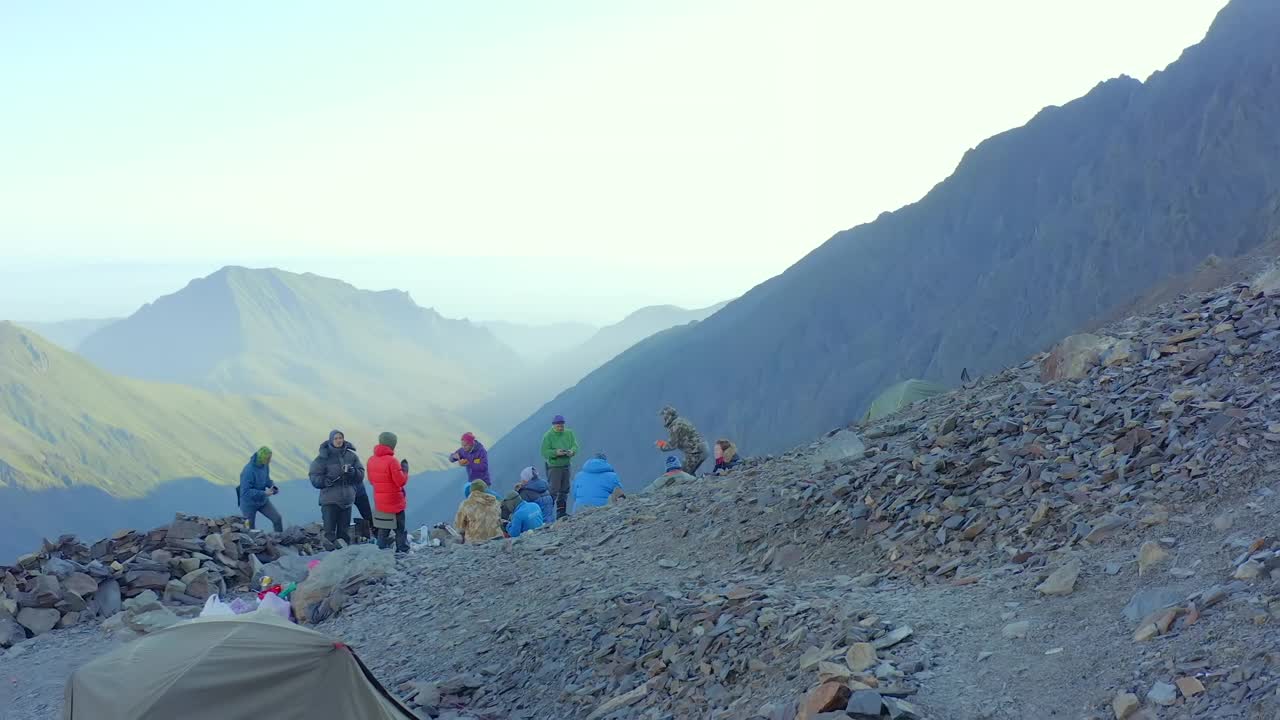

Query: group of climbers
[235,403,743,549]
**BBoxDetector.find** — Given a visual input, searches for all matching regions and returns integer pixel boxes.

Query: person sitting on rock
[713,439,741,475]
[366,431,410,553]
[506,495,546,538]
[515,466,556,524]
[454,479,503,545]
[238,446,283,532]
[648,455,696,492]
[572,453,624,511]
[655,405,707,475]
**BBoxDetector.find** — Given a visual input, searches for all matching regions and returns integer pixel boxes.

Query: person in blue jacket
[572,453,624,511]
[238,446,284,532]
[516,466,556,524]
[507,498,545,538]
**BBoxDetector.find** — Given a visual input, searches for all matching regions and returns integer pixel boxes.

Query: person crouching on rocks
[367,431,410,553]
[713,439,741,475]
[572,453,624,511]
[516,466,556,525]
[455,480,503,545]
[506,492,546,538]
[239,446,283,532]
[309,429,365,546]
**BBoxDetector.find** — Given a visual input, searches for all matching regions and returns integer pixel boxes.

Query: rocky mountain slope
[6,273,1280,719]
[478,0,1280,491]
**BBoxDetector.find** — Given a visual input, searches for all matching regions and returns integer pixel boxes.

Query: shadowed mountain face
[408,0,1280,522]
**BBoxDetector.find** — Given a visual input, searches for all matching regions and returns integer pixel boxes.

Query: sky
[0,0,1228,324]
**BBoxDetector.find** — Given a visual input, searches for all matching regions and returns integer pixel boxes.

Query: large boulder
[94,579,122,618]
[1040,334,1130,382]
[807,429,866,471]
[291,545,395,623]
[16,607,60,636]
[63,572,99,597]
[0,615,26,648]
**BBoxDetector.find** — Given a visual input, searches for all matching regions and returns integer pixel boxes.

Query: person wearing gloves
[449,432,491,486]
[516,466,556,524]
[655,405,707,475]
[571,453,624,511]
[309,429,365,546]
[366,431,410,553]
[540,414,579,519]
[238,446,283,531]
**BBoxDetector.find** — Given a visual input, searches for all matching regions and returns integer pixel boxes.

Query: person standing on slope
[449,432,490,487]
[309,429,365,546]
[572,453,624,511]
[516,466,556,525]
[238,446,284,532]
[454,479,504,545]
[366,431,410,553]
[655,405,708,475]
[540,414,579,519]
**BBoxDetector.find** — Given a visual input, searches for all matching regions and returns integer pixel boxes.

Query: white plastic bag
[258,592,292,622]
[199,594,235,618]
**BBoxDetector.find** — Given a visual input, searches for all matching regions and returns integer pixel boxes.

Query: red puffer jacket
[366,445,408,514]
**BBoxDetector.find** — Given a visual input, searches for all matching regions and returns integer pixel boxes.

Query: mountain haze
[15,318,118,351]
[482,320,598,362]
[440,0,1280,494]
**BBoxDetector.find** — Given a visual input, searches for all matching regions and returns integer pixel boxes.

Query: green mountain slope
[77,266,521,461]
[414,0,1280,512]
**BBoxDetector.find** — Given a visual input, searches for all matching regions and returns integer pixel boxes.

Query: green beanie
[377,432,398,449]
[256,446,272,464]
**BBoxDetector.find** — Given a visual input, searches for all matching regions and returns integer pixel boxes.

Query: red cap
[461,432,476,444]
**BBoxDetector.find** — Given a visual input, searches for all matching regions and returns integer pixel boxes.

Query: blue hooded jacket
[518,475,556,524]
[572,457,622,510]
[507,500,545,538]
[238,453,273,515]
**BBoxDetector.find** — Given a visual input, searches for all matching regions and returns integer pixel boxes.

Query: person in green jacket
[540,414,579,519]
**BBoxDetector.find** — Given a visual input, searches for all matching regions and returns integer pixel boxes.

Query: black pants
[352,493,373,540]
[547,465,571,519]
[376,512,409,553]
[244,499,284,532]
[321,504,352,544]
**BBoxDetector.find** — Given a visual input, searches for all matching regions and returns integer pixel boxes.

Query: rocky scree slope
[321,279,1280,719]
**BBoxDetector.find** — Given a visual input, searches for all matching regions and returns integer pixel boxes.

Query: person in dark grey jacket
[309,429,365,545]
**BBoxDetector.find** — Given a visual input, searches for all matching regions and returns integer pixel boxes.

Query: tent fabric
[64,612,415,720]
[864,379,946,422]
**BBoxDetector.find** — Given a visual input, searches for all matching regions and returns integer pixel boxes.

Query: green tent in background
[863,379,946,422]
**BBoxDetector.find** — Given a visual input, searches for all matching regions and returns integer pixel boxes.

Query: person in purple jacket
[449,432,491,486]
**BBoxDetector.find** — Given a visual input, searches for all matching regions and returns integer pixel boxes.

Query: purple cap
[552,415,566,425]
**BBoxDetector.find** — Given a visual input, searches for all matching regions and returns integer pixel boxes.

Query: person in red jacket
[366,431,410,553]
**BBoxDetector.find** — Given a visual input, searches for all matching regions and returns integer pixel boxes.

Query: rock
[57,611,81,629]
[1123,588,1182,623]
[32,574,62,607]
[1084,516,1127,544]
[0,616,26,648]
[1036,560,1081,596]
[126,607,180,634]
[203,534,226,553]
[1146,682,1177,707]
[798,682,851,720]
[63,572,98,597]
[1234,561,1262,580]
[872,625,913,650]
[123,590,162,613]
[167,518,205,540]
[808,429,866,471]
[1212,513,1234,531]
[125,570,171,590]
[94,579,122,618]
[16,607,60,636]
[1101,339,1137,367]
[585,680,652,720]
[291,545,396,623]
[816,661,851,680]
[1042,333,1116,381]
[1112,692,1140,719]
[1175,676,1205,698]
[1138,542,1169,576]
[1002,621,1030,639]
[846,642,877,671]
[846,690,885,718]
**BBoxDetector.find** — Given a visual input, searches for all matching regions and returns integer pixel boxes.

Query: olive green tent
[863,379,946,422]
[64,612,415,720]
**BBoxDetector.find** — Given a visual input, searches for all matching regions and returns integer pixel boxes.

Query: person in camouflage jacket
[655,405,708,475]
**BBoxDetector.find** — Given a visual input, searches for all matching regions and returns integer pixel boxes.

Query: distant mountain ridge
[420,0,1280,501]
[15,318,118,351]
[482,320,599,362]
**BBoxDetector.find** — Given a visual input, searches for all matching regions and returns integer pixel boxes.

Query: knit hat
[520,466,537,483]
[552,415,566,425]
[664,455,681,472]
[256,446,273,464]
[377,432,398,449]
[594,452,608,461]
[461,432,476,445]
[468,479,488,496]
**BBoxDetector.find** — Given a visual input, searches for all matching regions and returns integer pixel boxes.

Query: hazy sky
[0,1,1227,324]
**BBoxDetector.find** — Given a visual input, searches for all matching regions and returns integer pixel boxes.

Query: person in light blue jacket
[238,446,283,532]
[507,499,545,538]
[572,453,624,511]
